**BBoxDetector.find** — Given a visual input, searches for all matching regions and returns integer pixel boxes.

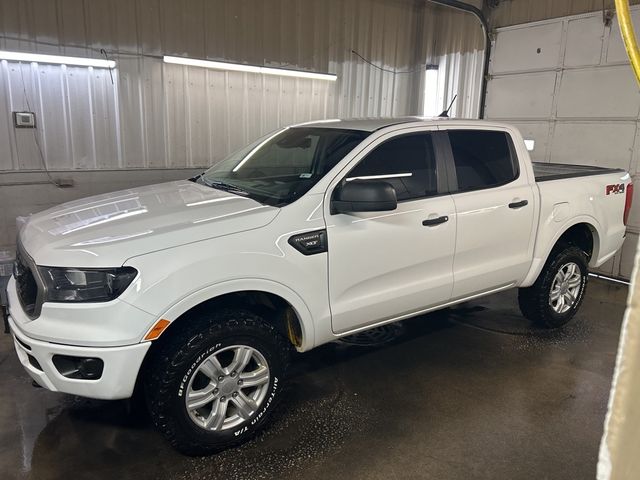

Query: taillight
[624,183,633,226]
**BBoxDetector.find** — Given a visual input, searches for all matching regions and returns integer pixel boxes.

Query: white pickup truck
[7,118,633,455]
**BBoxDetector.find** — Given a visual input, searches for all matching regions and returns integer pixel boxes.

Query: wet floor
[0,279,629,480]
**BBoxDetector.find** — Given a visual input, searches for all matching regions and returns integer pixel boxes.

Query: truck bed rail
[533,162,626,182]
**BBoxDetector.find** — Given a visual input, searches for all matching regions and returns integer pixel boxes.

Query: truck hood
[20,180,279,267]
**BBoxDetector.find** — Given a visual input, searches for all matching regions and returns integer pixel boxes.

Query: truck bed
[533,162,625,182]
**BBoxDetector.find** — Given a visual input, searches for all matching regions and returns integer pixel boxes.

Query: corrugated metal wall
[0,0,485,173]
[0,0,486,250]
[488,0,640,28]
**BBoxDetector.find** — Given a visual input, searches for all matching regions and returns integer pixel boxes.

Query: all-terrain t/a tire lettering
[144,309,290,456]
[518,246,589,328]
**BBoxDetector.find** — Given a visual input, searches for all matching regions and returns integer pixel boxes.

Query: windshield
[198,127,369,206]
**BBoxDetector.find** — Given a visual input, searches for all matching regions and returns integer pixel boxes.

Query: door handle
[508,200,528,209]
[422,215,449,227]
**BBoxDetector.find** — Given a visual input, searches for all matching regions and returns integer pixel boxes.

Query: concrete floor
[0,278,629,480]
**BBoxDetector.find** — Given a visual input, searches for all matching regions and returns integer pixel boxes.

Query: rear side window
[347,133,437,201]
[448,130,517,192]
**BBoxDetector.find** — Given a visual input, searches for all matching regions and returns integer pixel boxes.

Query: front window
[346,133,438,201]
[198,127,369,206]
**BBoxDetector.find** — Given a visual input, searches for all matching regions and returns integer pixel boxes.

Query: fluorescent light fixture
[163,55,337,81]
[524,139,535,151]
[0,50,115,68]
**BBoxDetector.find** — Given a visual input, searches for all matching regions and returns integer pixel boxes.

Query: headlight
[38,266,138,302]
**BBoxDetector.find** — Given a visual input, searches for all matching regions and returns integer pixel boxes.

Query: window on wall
[423,66,440,117]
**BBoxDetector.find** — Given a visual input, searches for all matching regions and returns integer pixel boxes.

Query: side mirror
[332,180,397,214]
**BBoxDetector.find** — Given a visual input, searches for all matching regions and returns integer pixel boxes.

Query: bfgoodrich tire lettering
[144,309,290,456]
[518,245,589,328]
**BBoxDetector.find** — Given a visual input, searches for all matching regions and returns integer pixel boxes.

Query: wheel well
[132,290,302,405]
[156,291,304,349]
[554,223,596,261]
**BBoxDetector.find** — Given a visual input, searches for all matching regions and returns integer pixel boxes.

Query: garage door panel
[490,22,563,74]
[618,233,638,279]
[596,254,616,276]
[607,10,640,64]
[485,73,557,119]
[564,16,604,67]
[509,122,550,163]
[556,67,640,118]
[629,174,640,230]
[548,123,635,170]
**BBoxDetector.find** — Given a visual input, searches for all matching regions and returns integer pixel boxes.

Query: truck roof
[294,117,512,132]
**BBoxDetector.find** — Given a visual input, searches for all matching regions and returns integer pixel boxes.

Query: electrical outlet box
[13,111,36,128]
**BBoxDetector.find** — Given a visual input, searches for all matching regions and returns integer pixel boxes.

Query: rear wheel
[518,246,589,328]
[144,309,290,456]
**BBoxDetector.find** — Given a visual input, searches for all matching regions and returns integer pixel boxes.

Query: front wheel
[518,246,589,328]
[144,309,290,456]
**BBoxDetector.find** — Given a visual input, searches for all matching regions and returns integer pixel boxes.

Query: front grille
[14,244,39,318]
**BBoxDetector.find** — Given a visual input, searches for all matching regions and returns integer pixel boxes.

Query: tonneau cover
[533,162,625,182]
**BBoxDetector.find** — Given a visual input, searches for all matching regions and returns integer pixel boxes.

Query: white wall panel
[606,9,640,64]
[630,175,640,230]
[548,123,636,170]
[564,16,605,67]
[507,122,551,163]
[490,22,563,74]
[485,9,639,279]
[556,67,640,119]
[485,73,557,119]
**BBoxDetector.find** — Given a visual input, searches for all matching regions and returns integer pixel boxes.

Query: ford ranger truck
[7,118,633,455]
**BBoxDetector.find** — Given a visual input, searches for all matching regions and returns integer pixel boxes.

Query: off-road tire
[518,246,589,328]
[144,309,290,456]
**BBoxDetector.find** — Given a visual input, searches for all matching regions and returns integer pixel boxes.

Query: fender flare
[521,216,602,287]
[152,278,316,351]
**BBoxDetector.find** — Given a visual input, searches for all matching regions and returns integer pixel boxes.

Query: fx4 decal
[606,184,625,195]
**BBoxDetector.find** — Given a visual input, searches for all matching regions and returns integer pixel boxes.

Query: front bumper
[9,316,150,400]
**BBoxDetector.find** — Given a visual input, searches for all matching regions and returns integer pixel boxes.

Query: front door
[326,130,456,334]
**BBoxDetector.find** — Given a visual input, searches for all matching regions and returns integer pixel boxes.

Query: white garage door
[485,9,640,280]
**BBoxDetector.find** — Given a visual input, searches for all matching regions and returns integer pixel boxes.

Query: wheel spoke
[556,295,565,311]
[564,291,576,307]
[239,366,270,388]
[568,277,581,288]
[550,288,561,301]
[187,384,217,410]
[568,263,578,278]
[232,391,258,419]
[204,398,228,430]
[199,357,224,381]
[226,346,253,375]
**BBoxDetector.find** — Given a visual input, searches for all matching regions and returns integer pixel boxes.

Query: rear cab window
[446,130,519,192]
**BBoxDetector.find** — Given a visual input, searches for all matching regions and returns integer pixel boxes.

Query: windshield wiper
[201,178,251,197]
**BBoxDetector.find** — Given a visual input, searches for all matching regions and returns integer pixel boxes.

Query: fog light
[28,354,42,371]
[52,355,104,380]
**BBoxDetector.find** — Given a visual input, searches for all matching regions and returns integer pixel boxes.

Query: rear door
[325,129,456,334]
[442,128,536,298]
